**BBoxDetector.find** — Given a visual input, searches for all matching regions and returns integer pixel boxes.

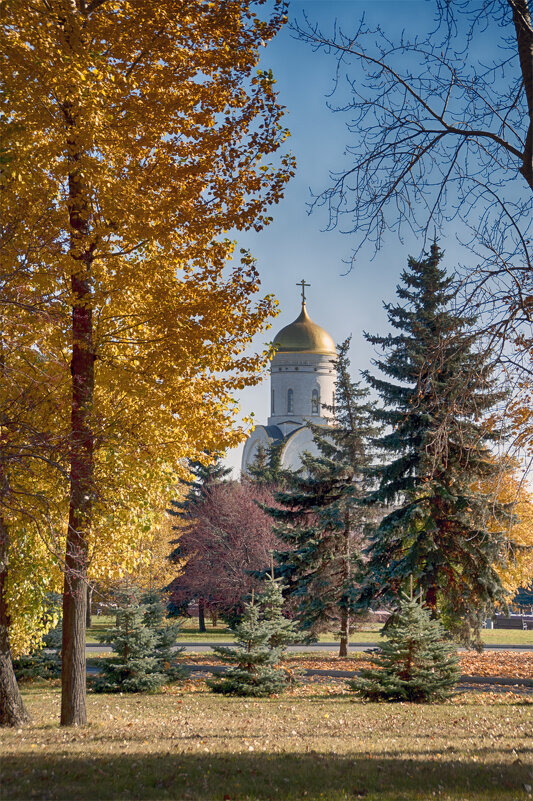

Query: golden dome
[273,303,336,355]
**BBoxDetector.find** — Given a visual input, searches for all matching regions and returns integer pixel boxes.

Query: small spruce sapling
[13,594,62,681]
[13,624,62,681]
[208,577,299,697]
[349,592,460,702]
[93,588,166,693]
[141,590,187,680]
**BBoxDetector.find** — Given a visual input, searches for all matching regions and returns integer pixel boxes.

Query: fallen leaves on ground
[180,650,532,679]
[161,676,532,703]
[459,651,533,679]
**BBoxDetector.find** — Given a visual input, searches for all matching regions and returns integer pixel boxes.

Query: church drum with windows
[242,288,337,473]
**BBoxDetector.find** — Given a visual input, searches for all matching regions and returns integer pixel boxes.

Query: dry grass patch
[0,682,531,801]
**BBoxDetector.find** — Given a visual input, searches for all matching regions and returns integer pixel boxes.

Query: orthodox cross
[297,279,310,303]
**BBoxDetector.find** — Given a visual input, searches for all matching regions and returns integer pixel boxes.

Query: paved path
[86,640,533,654]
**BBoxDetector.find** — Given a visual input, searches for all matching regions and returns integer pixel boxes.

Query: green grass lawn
[86,618,235,644]
[477,629,533,645]
[1,682,531,801]
[87,617,533,646]
[86,615,115,643]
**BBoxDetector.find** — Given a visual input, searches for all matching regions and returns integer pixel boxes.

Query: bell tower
[268,285,336,435]
[241,282,338,473]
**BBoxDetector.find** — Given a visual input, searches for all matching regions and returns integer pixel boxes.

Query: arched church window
[311,389,319,415]
[287,388,294,413]
[271,390,275,414]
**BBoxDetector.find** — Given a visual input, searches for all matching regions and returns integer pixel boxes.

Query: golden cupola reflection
[273,302,336,355]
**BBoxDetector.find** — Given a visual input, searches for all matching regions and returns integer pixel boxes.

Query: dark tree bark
[0,517,30,727]
[510,0,533,187]
[60,16,96,723]
[86,586,93,629]
[339,607,349,658]
[198,597,206,633]
[60,239,94,727]
[338,511,352,657]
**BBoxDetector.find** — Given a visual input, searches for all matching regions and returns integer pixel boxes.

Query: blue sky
[225,0,465,474]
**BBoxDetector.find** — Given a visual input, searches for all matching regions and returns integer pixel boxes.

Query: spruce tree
[13,624,62,681]
[246,440,285,487]
[207,577,298,697]
[362,243,512,645]
[93,587,186,693]
[167,454,232,526]
[349,593,461,702]
[256,574,300,651]
[141,590,187,681]
[266,340,378,656]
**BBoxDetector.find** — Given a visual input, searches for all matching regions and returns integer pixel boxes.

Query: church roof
[273,303,336,355]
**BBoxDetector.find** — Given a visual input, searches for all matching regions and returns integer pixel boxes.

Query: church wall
[267,351,336,427]
[241,426,273,473]
[282,427,320,471]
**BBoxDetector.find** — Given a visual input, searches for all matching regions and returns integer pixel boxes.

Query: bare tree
[294,1,532,375]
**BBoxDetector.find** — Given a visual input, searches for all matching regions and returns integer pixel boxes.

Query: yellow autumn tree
[1,0,294,725]
[508,371,533,460]
[493,472,533,598]
[0,277,67,725]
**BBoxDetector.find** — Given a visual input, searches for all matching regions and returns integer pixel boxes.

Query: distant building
[242,283,337,473]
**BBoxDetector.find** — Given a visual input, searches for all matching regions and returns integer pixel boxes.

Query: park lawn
[170,627,533,646]
[86,616,116,644]
[87,618,533,647]
[477,629,533,646]
[1,682,531,801]
[314,629,533,646]
[86,619,234,644]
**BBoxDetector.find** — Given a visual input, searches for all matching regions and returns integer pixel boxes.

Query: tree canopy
[1,0,294,725]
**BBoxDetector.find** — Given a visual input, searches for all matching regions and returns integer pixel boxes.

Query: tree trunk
[198,597,206,633]
[510,0,533,188]
[425,584,438,616]
[60,60,95,724]
[60,264,93,727]
[86,585,93,629]
[339,606,349,657]
[339,511,351,657]
[0,517,30,727]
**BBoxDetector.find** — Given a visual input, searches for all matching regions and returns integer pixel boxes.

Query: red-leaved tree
[169,482,279,625]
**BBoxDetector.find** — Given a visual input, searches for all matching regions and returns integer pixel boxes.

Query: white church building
[242,283,337,473]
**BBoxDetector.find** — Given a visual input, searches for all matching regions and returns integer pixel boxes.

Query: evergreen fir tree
[13,593,62,680]
[349,593,461,702]
[256,574,300,650]
[207,577,298,697]
[362,243,512,645]
[169,454,232,515]
[167,453,231,631]
[141,590,187,681]
[265,339,378,656]
[13,624,62,681]
[94,588,168,693]
[246,440,286,486]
